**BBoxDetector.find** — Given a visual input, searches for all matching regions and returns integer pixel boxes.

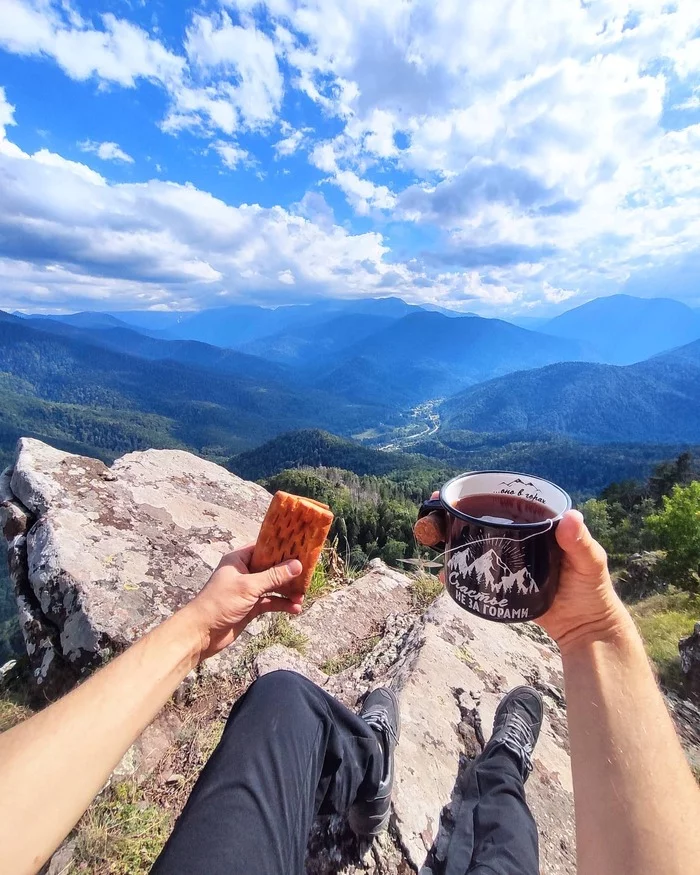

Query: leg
[444,687,541,875]
[151,670,383,875]
[445,746,539,875]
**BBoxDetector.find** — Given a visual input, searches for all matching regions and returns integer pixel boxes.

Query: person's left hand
[183,545,304,661]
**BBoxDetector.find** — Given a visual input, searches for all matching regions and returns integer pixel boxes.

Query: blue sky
[1,0,700,315]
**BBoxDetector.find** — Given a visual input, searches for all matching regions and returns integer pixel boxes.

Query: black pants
[152,671,539,875]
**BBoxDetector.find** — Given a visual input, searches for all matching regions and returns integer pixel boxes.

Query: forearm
[563,609,700,875]
[0,605,203,875]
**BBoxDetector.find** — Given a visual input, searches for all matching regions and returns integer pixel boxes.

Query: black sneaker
[348,687,401,837]
[482,686,543,780]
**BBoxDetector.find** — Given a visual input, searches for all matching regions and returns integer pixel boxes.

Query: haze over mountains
[441,342,700,443]
[543,295,700,365]
[4,292,700,480]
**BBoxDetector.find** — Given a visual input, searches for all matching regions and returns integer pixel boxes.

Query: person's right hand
[182,544,304,663]
[414,497,632,653]
[536,510,632,653]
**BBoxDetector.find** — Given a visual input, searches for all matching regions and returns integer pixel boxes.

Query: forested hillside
[233,429,700,499]
[441,352,700,442]
[229,429,429,480]
[314,311,593,406]
[0,313,393,463]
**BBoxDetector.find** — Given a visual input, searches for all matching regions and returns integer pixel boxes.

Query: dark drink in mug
[418,471,572,623]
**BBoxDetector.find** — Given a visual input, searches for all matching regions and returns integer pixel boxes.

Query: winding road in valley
[378,399,442,451]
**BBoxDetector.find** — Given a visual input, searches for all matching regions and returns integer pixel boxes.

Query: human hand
[537,510,632,653]
[183,544,304,662]
[414,496,631,653]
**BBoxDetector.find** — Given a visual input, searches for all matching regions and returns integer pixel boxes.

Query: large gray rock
[2,438,271,688]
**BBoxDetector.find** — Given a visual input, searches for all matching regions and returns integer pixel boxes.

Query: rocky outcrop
[679,622,700,704]
[1,439,580,873]
[615,550,667,600]
[1,438,271,692]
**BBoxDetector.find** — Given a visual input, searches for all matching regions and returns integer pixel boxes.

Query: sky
[1,1,700,316]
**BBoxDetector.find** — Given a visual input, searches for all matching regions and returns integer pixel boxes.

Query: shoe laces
[363,708,399,746]
[496,711,535,774]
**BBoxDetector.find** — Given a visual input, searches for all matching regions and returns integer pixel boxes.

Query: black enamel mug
[418,471,572,623]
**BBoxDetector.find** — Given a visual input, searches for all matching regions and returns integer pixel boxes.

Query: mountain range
[29,293,700,409]
[20,298,595,408]
[441,339,700,442]
[5,292,700,469]
[0,311,393,462]
[542,294,700,364]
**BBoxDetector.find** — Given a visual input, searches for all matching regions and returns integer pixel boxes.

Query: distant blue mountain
[505,315,550,331]
[441,337,700,443]
[314,310,594,406]
[165,297,421,348]
[238,313,397,365]
[542,294,700,364]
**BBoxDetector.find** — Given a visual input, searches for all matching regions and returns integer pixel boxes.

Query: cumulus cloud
[0,86,15,139]
[273,122,311,157]
[0,129,491,311]
[0,1,184,87]
[79,140,134,164]
[211,140,250,169]
[2,1,700,313]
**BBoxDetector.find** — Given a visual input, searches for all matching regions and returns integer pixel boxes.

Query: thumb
[248,559,303,595]
[556,510,608,579]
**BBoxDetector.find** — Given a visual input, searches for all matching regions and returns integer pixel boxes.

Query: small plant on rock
[409,574,443,611]
[71,780,172,874]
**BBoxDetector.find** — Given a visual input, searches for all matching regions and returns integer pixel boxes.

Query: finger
[556,510,608,577]
[414,512,445,547]
[248,559,303,596]
[430,490,439,500]
[217,543,256,573]
[252,595,304,619]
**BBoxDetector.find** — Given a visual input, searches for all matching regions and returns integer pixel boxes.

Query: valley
[375,399,443,451]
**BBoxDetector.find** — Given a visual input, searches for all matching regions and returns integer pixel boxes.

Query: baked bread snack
[250,491,334,593]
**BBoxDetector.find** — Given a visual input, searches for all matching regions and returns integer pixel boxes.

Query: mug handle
[416,498,446,553]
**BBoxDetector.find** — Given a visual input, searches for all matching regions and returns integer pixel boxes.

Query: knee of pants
[230,670,319,721]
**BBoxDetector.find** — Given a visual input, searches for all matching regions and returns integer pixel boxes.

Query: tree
[648,452,695,504]
[580,499,613,552]
[645,481,700,591]
[381,539,407,567]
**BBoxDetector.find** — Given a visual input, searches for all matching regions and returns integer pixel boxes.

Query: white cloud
[0,86,16,139]
[0,123,518,313]
[2,1,700,313]
[211,140,250,169]
[172,11,284,132]
[273,123,310,157]
[79,140,134,164]
[0,1,184,87]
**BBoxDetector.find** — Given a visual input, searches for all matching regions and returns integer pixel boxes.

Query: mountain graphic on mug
[449,545,539,595]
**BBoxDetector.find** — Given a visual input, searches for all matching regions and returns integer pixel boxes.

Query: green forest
[264,467,442,569]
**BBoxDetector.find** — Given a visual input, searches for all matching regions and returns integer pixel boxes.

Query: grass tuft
[244,615,308,664]
[306,561,334,604]
[321,635,380,675]
[0,695,32,733]
[629,589,700,693]
[70,781,171,875]
[0,659,34,732]
[409,574,443,611]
